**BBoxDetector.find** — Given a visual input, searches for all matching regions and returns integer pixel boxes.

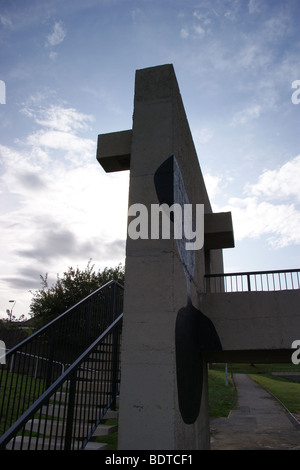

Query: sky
[0,0,300,319]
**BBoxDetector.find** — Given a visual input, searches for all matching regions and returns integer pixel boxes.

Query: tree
[29,260,124,328]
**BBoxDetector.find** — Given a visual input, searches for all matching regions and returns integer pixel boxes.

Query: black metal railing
[205,269,300,293]
[0,280,123,437]
[0,313,122,450]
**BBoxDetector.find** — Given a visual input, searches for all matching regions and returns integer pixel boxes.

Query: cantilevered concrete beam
[204,212,234,250]
[97,129,132,172]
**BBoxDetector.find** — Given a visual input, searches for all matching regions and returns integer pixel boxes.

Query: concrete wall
[117,65,223,450]
[199,290,300,362]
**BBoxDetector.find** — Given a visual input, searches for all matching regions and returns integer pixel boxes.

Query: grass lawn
[249,374,300,414]
[208,369,237,417]
[0,369,44,436]
[212,362,300,375]
[211,363,300,413]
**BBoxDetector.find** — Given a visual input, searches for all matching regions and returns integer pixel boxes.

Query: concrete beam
[204,212,234,250]
[199,290,300,362]
[97,129,132,172]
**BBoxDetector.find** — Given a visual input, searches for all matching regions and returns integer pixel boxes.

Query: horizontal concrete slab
[199,290,300,362]
[97,129,132,172]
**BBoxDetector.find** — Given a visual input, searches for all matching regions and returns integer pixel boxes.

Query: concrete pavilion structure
[97,64,300,450]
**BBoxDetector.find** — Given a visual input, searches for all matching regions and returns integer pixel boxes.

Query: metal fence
[205,269,300,293]
[0,280,123,437]
[0,314,122,450]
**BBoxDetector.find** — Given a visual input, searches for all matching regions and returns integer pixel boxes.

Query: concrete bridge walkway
[210,374,300,450]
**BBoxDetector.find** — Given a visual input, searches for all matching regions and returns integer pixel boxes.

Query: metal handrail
[0,280,124,436]
[205,269,300,293]
[0,314,123,450]
[5,280,123,360]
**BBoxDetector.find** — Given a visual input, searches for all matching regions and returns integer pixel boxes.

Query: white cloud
[180,27,189,39]
[195,127,214,144]
[203,173,222,200]
[181,9,212,40]
[263,15,291,42]
[19,104,95,165]
[25,129,95,164]
[22,104,94,132]
[0,100,129,317]
[193,25,205,37]
[213,155,300,249]
[231,104,262,125]
[248,155,300,202]
[193,11,211,25]
[0,14,13,29]
[46,21,67,47]
[248,0,262,14]
[224,0,241,21]
[225,197,300,248]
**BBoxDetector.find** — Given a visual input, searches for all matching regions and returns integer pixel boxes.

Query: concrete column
[117,65,222,450]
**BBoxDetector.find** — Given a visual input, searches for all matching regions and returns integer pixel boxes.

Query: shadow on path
[210,374,300,450]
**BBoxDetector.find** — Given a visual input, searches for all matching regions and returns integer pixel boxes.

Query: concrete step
[41,404,105,420]
[102,409,119,420]
[64,380,115,392]
[92,423,118,436]
[25,418,117,438]
[6,436,60,450]
[84,441,108,450]
[56,389,119,401]
[52,391,112,406]
[6,436,108,450]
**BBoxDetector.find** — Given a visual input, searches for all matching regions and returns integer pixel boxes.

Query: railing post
[247,274,251,292]
[64,372,77,450]
[46,324,55,389]
[111,282,117,323]
[110,325,120,411]
[9,353,14,372]
[85,298,92,348]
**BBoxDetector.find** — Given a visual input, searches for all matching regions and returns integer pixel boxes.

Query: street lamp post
[8,300,16,322]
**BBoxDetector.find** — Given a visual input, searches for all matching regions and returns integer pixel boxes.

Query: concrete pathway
[210,374,300,450]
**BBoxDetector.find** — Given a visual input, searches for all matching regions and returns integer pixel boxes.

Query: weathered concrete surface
[199,290,300,362]
[210,374,300,450]
[117,64,223,450]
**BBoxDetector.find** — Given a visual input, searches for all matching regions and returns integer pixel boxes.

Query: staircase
[0,281,123,450]
[5,395,119,450]
[6,401,119,450]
